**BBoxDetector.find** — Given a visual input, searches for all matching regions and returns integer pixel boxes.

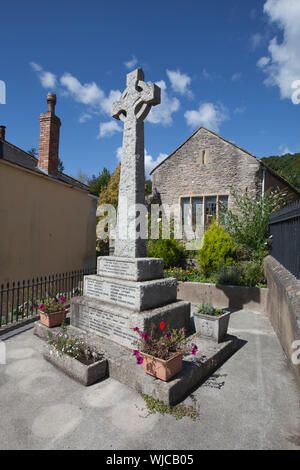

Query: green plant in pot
[194,302,231,343]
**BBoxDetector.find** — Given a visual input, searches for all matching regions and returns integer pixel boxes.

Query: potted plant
[194,302,230,343]
[133,322,198,382]
[38,296,67,327]
[44,324,107,386]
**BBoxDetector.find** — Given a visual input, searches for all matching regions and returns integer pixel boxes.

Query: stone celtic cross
[112,68,161,258]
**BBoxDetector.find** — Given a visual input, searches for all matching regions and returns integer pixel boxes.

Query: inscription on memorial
[85,277,137,308]
[98,259,133,278]
[75,306,137,347]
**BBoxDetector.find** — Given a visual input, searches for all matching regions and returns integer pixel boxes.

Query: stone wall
[264,255,300,388]
[177,281,268,314]
[151,127,263,210]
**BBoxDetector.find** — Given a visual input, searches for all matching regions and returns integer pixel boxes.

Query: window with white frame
[180,195,228,235]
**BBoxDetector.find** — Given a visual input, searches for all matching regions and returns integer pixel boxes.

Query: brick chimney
[0,126,6,141]
[38,93,61,175]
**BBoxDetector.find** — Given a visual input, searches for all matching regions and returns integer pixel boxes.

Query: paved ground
[0,310,299,450]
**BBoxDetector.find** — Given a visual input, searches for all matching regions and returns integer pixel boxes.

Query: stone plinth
[70,296,190,348]
[83,274,177,311]
[97,256,164,281]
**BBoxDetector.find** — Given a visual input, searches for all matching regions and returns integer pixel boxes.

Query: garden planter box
[39,310,67,328]
[43,344,107,386]
[194,310,231,343]
[141,352,183,382]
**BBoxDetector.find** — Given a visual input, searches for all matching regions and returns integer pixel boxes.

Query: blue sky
[0,0,300,179]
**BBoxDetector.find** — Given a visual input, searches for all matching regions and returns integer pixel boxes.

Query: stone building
[150,126,300,243]
[0,93,97,284]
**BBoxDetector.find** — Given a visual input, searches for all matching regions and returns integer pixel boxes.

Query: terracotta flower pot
[140,352,183,382]
[39,309,67,328]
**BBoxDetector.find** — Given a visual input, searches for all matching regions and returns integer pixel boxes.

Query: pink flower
[39,304,45,310]
[136,356,143,365]
[133,350,140,356]
[191,344,198,355]
[61,297,66,304]
[133,327,140,332]
[141,333,149,342]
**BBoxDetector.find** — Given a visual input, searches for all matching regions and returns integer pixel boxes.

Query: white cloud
[184,102,229,132]
[231,72,242,81]
[98,120,122,138]
[147,80,180,126]
[116,146,168,175]
[79,112,92,123]
[202,69,213,80]
[60,73,104,106]
[60,72,121,116]
[279,144,292,155]
[250,33,264,50]
[116,146,123,161]
[166,69,192,96]
[145,150,168,175]
[124,55,138,69]
[257,0,300,101]
[30,62,57,89]
[101,89,122,115]
[234,106,246,114]
[257,56,271,68]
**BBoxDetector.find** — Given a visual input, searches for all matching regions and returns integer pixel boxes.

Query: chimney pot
[47,92,56,113]
[0,125,6,141]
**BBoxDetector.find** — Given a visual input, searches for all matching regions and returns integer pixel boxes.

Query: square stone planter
[43,344,107,386]
[194,310,231,343]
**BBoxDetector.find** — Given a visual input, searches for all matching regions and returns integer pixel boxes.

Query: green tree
[89,167,111,196]
[262,153,300,192]
[223,188,286,262]
[27,147,37,157]
[57,157,64,173]
[198,220,236,277]
[98,163,120,208]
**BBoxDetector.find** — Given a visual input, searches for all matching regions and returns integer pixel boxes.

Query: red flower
[160,321,165,330]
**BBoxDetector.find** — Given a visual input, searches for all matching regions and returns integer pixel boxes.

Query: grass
[141,393,199,421]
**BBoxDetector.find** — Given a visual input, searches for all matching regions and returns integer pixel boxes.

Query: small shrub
[242,261,266,287]
[197,302,225,317]
[198,221,236,277]
[215,264,242,286]
[148,239,181,268]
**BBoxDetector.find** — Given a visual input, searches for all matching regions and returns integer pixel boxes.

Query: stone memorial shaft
[112,68,161,258]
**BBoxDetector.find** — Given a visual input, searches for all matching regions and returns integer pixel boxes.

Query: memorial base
[70,296,190,348]
[34,321,238,405]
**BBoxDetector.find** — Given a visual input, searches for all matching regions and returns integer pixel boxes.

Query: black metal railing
[0,268,96,328]
[269,199,300,279]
